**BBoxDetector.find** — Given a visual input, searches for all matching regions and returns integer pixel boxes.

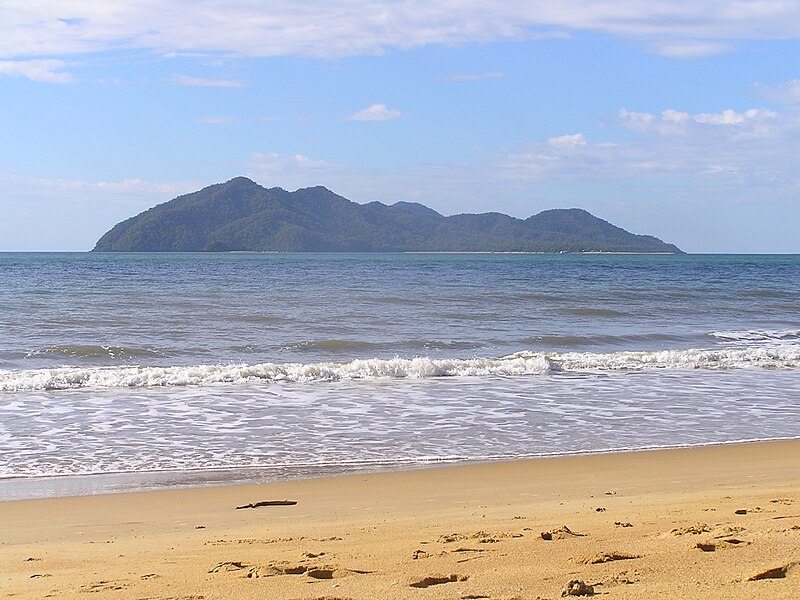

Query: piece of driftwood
[235,500,298,510]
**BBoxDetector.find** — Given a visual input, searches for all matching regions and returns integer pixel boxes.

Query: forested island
[93,177,682,253]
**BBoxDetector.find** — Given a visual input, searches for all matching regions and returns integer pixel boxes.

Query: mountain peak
[221,176,260,187]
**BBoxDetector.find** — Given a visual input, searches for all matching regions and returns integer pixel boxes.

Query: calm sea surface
[1,252,799,499]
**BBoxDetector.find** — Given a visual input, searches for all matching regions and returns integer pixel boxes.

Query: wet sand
[2,440,799,599]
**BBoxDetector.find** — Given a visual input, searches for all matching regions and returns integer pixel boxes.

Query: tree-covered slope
[93,177,682,253]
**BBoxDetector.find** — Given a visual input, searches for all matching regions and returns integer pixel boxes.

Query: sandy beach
[2,440,799,599]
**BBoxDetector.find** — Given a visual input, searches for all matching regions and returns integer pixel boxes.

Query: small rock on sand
[541,525,584,540]
[562,579,594,596]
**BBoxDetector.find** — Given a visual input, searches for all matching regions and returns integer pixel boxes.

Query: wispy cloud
[616,107,778,135]
[756,79,800,106]
[245,91,800,209]
[346,103,401,121]
[3,2,800,61]
[250,152,331,173]
[15,175,198,196]
[648,41,732,58]
[171,75,246,88]
[0,59,72,83]
[0,173,202,251]
[547,133,588,149]
[503,103,795,188]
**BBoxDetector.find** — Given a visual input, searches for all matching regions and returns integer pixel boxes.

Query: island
[93,177,682,253]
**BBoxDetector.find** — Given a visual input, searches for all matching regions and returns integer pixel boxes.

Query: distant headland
[93,177,682,253]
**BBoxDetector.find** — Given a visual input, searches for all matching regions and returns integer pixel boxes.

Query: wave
[24,345,166,360]
[2,343,799,391]
[710,329,800,343]
[283,338,482,352]
[519,332,691,348]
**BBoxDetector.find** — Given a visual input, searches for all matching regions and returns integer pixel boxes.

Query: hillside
[93,177,682,253]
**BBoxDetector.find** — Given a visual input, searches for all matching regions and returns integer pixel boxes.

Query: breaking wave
[2,342,799,391]
[711,329,800,343]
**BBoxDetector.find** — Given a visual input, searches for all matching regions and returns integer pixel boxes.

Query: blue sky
[2,2,800,252]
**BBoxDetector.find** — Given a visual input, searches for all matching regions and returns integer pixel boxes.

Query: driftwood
[235,500,298,510]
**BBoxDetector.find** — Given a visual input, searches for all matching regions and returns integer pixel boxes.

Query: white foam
[0,354,552,391]
[711,328,800,342]
[1,344,798,391]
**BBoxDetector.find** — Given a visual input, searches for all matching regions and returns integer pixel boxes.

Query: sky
[2,2,800,252]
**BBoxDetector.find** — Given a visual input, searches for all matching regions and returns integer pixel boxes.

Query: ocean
[1,252,799,500]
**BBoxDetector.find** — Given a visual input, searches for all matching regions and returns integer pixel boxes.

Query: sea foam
[1,343,799,391]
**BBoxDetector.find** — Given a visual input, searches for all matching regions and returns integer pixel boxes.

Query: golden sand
[2,440,799,599]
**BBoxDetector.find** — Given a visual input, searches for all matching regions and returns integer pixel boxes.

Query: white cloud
[240,91,800,212]
[0,59,72,83]
[649,40,732,58]
[503,101,798,190]
[756,79,800,106]
[547,133,588,148]
[3,2,800,61]
[694,108,776,125]
[171,75,246,88]
[250,152,331,174]
[617,107,777,135]
[19,175,197,196]
[346,103,402,121]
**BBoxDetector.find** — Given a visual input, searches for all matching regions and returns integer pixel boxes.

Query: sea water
[1,252,798,499]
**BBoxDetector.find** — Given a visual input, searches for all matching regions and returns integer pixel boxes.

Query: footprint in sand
[748,562,798,581]
[409,574,469,588]
[245,563,309,578]
[609,569,640,585]
[580,552,641,564]
[79,580,129,592]
[140,596,205,600]
[694,538,749,552]
[438,532,477,543]
[713,525,745,537]
[242,561,371,579]
[286,597,354,600]
[670,523,710,536]
[208,561,248,573]
[437,531,515,544]
[449,547,491,564]
[541,525,586,540]
[244,565,276,578]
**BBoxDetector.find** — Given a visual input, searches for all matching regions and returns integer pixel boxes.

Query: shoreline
[2,439,799,598]
[4,436,799,502]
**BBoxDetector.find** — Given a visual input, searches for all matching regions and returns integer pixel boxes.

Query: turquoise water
[1,253,799,499]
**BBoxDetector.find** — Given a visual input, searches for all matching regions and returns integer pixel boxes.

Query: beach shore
[2,440,799,599]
